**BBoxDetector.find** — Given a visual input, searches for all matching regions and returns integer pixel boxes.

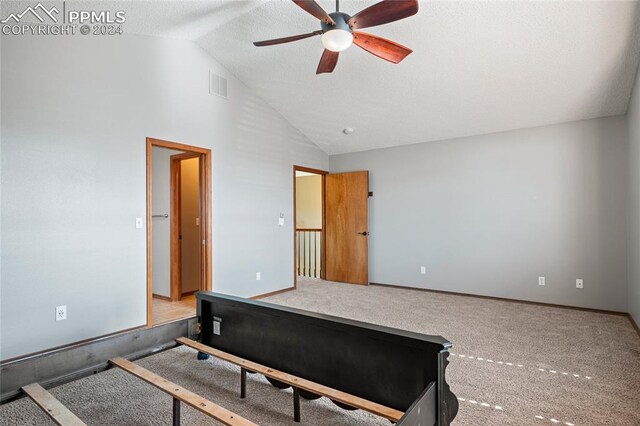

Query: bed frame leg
[293,387,301,422]
[241,367,247,399]
[172,397,181,426]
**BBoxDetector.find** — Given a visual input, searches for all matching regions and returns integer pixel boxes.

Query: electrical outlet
[56,305,67,321]
[135,217,143,229]
[538,276,546,286]
[420,266,426,275]
[256,272,261,281]
[576,279,584,289]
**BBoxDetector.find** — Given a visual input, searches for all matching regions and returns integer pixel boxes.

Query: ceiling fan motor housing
[322,12,352,33]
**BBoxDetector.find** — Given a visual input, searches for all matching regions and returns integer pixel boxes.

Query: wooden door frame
[147,137,212,327]
[293,165,328,288]
[170,152,201,302]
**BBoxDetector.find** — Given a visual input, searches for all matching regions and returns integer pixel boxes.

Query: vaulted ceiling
[196,0,640,155]
[8,1,640,155]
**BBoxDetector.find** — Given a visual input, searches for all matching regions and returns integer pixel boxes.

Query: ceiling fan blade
[292,0,335,25]
[316,49,339,74]
[348,0,419,30]
[353,32,413,64]
[254,30,323,47]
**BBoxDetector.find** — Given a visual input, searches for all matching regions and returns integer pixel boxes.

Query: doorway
[294,166,327,287]
[294,166,370,287]
[147,137,212,326]
[171,153,201,300]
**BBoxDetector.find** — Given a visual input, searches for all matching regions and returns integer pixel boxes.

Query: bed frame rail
[109,357,256,426]
[21,383,86,426]
[177,337,404,422]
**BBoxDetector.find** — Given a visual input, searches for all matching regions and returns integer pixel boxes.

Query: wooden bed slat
[110,357,257,426]
[176,337,405,422]
[21,383,86,426]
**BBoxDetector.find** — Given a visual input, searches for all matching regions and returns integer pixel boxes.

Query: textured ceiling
[197,0,640,154]
[4,1,639,155]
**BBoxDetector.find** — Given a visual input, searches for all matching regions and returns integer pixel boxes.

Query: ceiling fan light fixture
[321,29,353,52]
[253,0,418,74]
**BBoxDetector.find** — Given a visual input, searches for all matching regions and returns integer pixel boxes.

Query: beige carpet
[1,277,639,425]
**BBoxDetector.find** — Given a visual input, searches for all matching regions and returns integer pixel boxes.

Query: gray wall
[330,117,629,312]
[0,34,328,360]
[628,65,640,325]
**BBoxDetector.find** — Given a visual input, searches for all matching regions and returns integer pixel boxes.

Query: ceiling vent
[209,71,228,99]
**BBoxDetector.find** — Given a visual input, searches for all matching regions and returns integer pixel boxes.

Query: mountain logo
[1,3,59,24]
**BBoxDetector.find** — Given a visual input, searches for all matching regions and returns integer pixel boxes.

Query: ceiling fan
[253,0,419,74]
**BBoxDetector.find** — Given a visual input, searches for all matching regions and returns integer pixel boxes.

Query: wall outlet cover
[56,305,67,321]
[538,276,546,286]
[576,279,584,289]
[420,266,426,275]
[256,272,261,281]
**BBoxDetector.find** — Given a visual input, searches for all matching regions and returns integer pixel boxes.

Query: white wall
[628,64,640,325]
[331,117,629,312]
[151,147,183,298]
[0,34,328,360]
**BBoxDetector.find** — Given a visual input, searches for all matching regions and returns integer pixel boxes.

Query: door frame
[147,137,212,327]
[293,165,328,288]
[170,152,201,302]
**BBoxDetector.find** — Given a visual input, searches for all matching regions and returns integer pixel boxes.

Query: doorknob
[358,231,369,236]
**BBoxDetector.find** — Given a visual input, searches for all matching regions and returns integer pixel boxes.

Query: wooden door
[179,157,201,295]
[325,171,369,285]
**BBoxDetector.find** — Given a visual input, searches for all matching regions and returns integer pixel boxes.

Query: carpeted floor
[1,277,639,425]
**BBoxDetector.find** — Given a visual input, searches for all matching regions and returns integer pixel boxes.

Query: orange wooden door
[325,171,369,285]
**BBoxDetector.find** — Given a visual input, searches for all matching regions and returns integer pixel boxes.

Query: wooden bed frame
[19,290,456,426]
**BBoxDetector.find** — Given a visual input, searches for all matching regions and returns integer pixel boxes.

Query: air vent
[209,71,228,99]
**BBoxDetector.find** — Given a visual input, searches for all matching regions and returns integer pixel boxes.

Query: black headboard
[197,292,457,425]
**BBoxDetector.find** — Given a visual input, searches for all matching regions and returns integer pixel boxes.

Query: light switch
[135,217,143,229]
